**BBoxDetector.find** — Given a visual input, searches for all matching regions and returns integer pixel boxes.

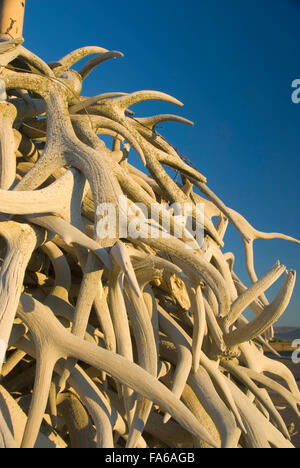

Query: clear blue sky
[23,0,300,326]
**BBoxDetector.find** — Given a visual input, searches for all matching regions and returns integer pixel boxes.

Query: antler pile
[0,38,299,448]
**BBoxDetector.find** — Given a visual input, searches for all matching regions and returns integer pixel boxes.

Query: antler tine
[56,46,110,69]
[69,92,127,114]
[136,114,194,130]
[225,270,297,348]
[79,51,124,80]
[109,90,184,114]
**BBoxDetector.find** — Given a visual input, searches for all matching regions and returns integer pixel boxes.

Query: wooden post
[0,0,26,38]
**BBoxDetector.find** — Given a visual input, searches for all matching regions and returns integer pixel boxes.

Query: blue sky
[23,0,300,326]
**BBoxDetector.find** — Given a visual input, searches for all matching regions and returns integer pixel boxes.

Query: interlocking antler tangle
[0,32,298,449]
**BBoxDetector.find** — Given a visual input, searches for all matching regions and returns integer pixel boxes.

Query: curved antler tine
[18,46,55,77]
[158,305,193,425]
[15,290,218,448]
[243,367,300,417]
[79,51,124,80]
[69,92,127,114]
[0,102,17,190]
[0,222,44,376]
[41,242,72,302]
[136,114,194,130]
[225,270,296,348]
[56,46,109,69]
[157,151,207,184]
[262,350,300,397]
[57,253,104,394]
[124,279,158,448]
[189,368,240,448]
[203,296,226,352]
[87,115,146,165]
[94,288,117,353]
[224,251,235,271]
[0,38,23,70]
[107,269,135,426]
[264,269,296,326]
[21,346,58,448]
[224,262,286,329]
[113,90,184,112]
[201,353,246,433]
[222,360,290,440]
[57,392,97,448]
[27,214,113,270]
[188,285,206,373]
[110,241,142,297]
[257,230,300,244]
[227,378,294,448]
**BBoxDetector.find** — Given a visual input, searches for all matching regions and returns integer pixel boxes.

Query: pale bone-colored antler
[17,46,55,77]
[56,241,142,392]
[16,293,219,448]
[1,349,26,378]
[41,241,71,302]
[226,378,294,448]
[123,279,157,448]
[194,182,298,343]
[0,168,84,217]
[57,392,96,448]
[223,262,287,328]
[158,366,221,448]
[225,270,296,349]
[221,360,290,439]
[157,303,246,433]
[189,369,241,448]
[103,384,193,448]
[202,235,237,302]
[93,287,116,353]
[72,115,209,252]
[90,111,223,249]
[0,101,17,189]
[239,341,300,397]
[53,46,110,70]
[126,225,232,318]
[0,221,46,375]
[109,241,157,448]
[14,337,118,448]
[0,384,66,448]
[27,214,112,269]
[135,114,194,130]
[78,90,217,200]
[57,254,105,392]
[4,74,123,211]
[186,285,206,373]
[159,337,240,448]
[73,114,146,164]
[0,40,23,69]
[73,113,223,266]
[128,246,188,352]
[158,305,193,423]
[68,92,128,113]
[78,50,124,80]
